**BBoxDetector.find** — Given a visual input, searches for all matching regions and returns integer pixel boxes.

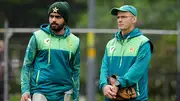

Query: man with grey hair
[99,5,153,101]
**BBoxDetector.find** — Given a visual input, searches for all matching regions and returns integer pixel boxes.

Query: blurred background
[0,0,180,101]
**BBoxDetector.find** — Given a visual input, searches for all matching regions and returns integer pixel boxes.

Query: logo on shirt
[110,46,115,53]
[129,47,135,52]
[44,38,50,45]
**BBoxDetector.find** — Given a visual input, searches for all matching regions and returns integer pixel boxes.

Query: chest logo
[44,38,50,45]
[110,46,115,53]
[130,47,135,52]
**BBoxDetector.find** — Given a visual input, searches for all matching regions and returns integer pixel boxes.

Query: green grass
[10,93,21,101]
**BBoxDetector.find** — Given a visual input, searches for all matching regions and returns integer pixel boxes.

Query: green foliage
[0,0,179,29]
[95,0,179,29]
[76,13,88,28]
[6,0,35,4]
[10,93,21,101]
[150,35,177,73]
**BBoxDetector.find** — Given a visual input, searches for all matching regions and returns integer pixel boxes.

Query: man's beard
[50,22,65,32]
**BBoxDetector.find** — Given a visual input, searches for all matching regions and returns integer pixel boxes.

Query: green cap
[48,2,70,23]
[111,5,137,16]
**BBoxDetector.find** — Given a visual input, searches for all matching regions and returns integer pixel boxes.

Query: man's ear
[132,16,137,23]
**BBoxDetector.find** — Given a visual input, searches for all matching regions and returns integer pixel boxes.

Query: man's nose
[52,17,57,21]
[117,18,122,22]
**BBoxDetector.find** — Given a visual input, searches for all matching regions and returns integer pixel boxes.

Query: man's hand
[112,85,119,94]
[109,76,116,85]
[108,76,119,94]
[21,93,31,101]
[103,85,117,99]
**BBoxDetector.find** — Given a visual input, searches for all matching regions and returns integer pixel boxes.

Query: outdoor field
[0,0,179,101]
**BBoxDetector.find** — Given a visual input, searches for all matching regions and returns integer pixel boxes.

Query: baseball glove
[108,74,136,100]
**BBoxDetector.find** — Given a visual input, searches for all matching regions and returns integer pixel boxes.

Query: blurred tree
[76,0,180,29]
[0,0,86,28]
[0,0,179,29]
